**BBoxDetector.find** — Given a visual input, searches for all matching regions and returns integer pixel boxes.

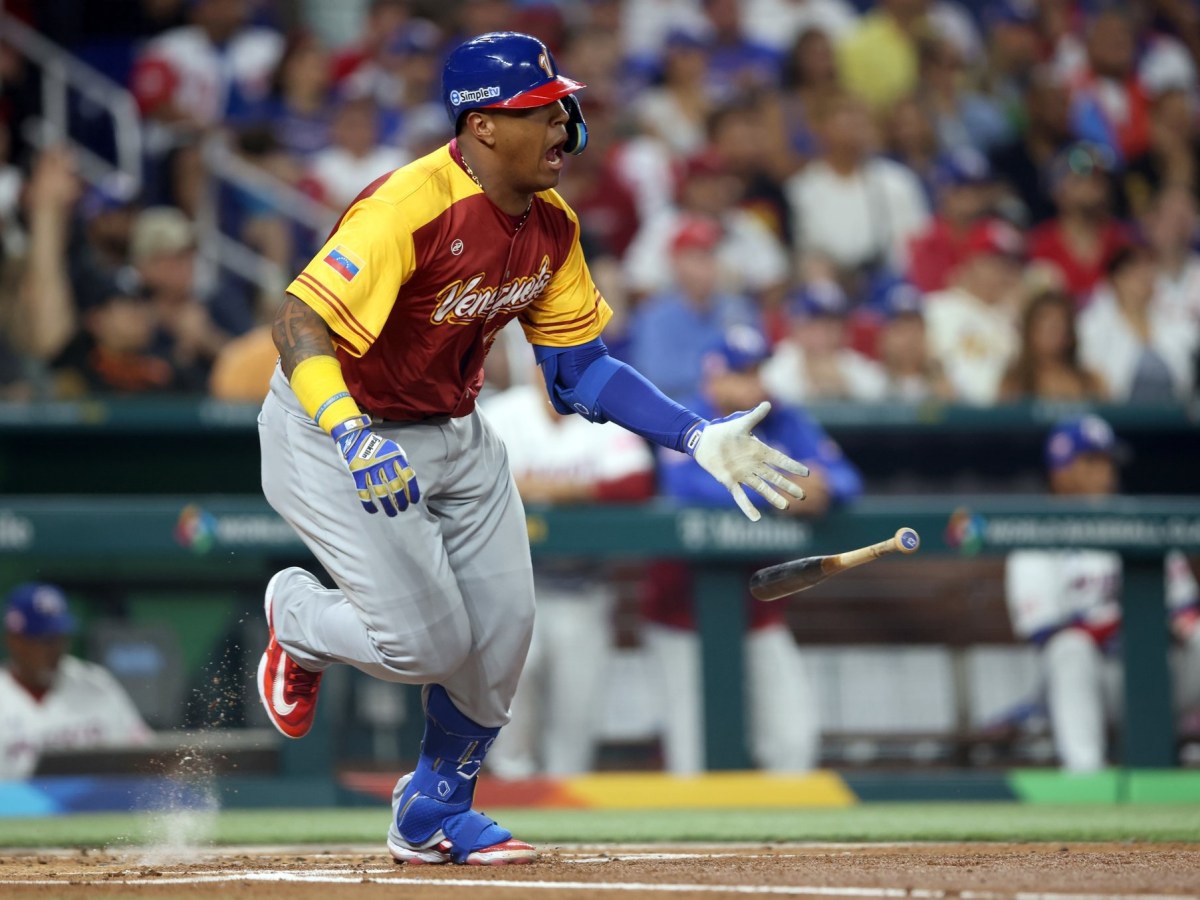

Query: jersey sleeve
[286,199,415,357]
[520,211,613,348]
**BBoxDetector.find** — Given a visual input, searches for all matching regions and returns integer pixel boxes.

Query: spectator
[330,0,410,87]
[1120,88,1200,219]
[916,36,1011,156]
[1005,416,1200,772]
[342,19,444,140]
[129,206,229,377]
[907,147,997,292]
[873,279,952,402]
[880,94,943,202]
[620,0,709,64]
[924,218,1024,405]
[0,583,152,779]
[742,0,859,53]
[761,280,889,403]
[979,0,1042,128]
[1077,242,1197,403]
[836,0,929,113]
[209,325,277,402]
[707,98,792,246]
[988,69,1074,226]
[699,0,782,97]
[624,152,789,302]
[129,0,284,211]
[1029,142,1130,303]
[650,325,863,773]
[482,366,655,777]
[245,30,335,160]
[1063,7,1153,165]
[633,28,715,157]
[999,288,1107,402]
[777,27,843,170]
[785,91,930,297]
[1144,185,1200,331]
[307,97,410,212]
[625,215,761,404]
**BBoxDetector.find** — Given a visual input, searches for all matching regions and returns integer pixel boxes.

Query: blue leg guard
[393,685,511,863]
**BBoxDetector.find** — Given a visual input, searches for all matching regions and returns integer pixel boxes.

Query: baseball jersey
[286,141,613,422]
[0,657,151,779]
[1005,550,1200,643]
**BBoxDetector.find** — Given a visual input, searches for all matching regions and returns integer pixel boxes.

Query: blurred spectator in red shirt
[907,147,997,292]
[999,287,1107,402]
[1029,142,1129,304]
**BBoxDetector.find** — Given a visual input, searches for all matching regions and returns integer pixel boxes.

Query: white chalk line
[0,870,1196,899]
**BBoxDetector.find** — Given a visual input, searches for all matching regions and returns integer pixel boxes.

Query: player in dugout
[0,583,151,779]
[1005,415,1200,771]
[255,32,810,866]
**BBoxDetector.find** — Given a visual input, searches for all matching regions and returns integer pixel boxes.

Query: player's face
[5,632,68,691]
[1051,452,1117,497]
[490,101,571,193]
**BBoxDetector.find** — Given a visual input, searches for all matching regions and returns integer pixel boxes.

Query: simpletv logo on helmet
[450,86,502,106]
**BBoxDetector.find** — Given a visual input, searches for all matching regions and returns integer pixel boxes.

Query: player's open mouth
[544,143,564,170]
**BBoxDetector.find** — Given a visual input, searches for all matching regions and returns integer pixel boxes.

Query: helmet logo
[536,52,554,78]
[450,85,502,107]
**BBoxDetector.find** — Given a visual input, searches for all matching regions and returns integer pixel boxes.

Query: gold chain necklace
[460,152,532,231]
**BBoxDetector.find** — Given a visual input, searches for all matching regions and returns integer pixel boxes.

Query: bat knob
[895,527,921,554]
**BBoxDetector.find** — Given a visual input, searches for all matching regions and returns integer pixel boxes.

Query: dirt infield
[1,843,1199,899]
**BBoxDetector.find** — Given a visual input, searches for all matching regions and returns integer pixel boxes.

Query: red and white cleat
[257,571,323,739]
[387,834,537,866]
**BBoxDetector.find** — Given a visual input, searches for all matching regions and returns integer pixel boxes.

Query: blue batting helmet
[443,32,588,151]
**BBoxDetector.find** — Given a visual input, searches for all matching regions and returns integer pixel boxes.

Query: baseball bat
[748,527,921,601]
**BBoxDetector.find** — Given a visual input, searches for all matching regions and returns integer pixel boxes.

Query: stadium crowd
[0,0,1196,407]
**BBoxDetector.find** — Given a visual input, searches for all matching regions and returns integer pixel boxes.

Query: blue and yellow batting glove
[330,416,420,517]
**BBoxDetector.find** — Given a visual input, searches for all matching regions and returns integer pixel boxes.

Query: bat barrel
[748,556,827,601]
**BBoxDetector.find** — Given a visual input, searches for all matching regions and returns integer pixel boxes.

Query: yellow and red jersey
[286,140,612,421]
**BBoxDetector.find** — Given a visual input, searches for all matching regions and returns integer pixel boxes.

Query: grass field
[2,803,1199,848]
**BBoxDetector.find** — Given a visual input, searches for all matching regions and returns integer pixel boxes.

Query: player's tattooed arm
[273,295,336,379]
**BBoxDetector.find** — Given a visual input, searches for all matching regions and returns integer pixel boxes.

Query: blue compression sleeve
[535,340,704,452]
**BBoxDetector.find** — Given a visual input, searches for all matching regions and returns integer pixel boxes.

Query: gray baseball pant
[258,365,536,727]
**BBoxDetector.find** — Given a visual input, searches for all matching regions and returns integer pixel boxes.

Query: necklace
[460,151,532,231]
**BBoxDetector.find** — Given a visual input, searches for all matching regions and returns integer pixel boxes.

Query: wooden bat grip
[824,527,921,575]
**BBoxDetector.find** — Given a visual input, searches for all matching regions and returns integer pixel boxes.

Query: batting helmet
[443,32,588,154]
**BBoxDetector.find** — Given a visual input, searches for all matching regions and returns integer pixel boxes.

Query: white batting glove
[687,401,809,522]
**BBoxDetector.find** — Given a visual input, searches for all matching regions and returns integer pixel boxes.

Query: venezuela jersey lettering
[286,140,612,421]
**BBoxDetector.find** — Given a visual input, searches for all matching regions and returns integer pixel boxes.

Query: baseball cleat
[257,570,323,739]
[387,833,537,866]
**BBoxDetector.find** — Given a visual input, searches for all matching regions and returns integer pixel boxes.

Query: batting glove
[688,402,809,522]
[330,416,420,517]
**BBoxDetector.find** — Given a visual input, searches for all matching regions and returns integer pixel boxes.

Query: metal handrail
[0,11,143,193]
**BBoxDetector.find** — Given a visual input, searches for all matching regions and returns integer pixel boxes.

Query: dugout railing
[1,494,1198,772]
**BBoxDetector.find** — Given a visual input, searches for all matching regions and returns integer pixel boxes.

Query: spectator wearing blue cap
[872,278,953,402]
[649,324,863,773]
[1004,416,1200,772]
[760,279,888,404]
[1,584,150,779]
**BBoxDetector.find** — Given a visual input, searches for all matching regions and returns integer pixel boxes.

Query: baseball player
[256,32,808,866]
[1005,415,1200,771]
[0,584,151,779]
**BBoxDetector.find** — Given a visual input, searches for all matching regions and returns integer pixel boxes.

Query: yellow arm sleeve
[289,355,364,434]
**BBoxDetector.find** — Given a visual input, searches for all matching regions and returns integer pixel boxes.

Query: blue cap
[932,147,992,190]
[788,281,849,319]
[442,31,585,126]
[664,27,711,51]
[4,583,75,637]
[703,324,770,374]
[1045,415,1120,470]
[870,275,924,319]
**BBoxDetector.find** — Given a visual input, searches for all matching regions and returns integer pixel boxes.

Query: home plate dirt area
[1,844,1199,899]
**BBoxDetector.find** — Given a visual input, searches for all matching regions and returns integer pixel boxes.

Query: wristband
[290,355,363,434]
